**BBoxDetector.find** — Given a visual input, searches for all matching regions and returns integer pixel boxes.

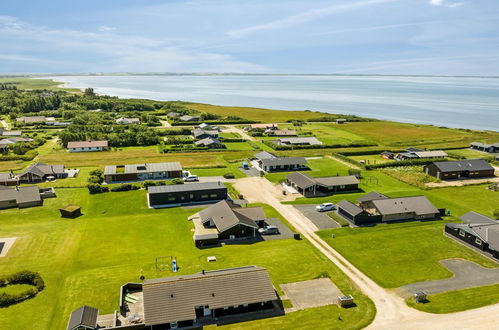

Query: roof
[250,123,278,129]
[148,181,226,194]
[413,150,448,158]
[277,137,323,145]
[179,115,199,121]
[286,172,316,189]
[167,111,181,117]
[104,162,182,175]
[337,200,365,216]
[60,204,81,213]
[0,186,41,204]
[199,200,259,232]
[371,196,439,216]
[429,159,494,172]
[67,140,108,149]
[254,151,277,160]
[315,175,360,187]
[450,222,499,252]
[16,116,46,123]
[192,128,218,138]
[2,130,22,136]
[269,130,297,136]
[470,142,499,148]
[116,117,140,123]
[459,211,496,225]
[0,137,33,145]
[356,191,389,203]
[20,162,65,177]
[142,266,277,325]
[66,305,99,330]
[194,137,222,147]
[0,172,18,182]
[261,156,307,167]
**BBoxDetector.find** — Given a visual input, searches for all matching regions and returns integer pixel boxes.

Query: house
[18,162,66,183]
[148,181,227,208]
[336,119,347,124]
[470,142,499,153]
[286,172,359,196]
[1,130,22,137]
[166,111,182,118]
[266,129,298,137]
[396,149,448,160]
[66,305,99,330]
[274,137,323,146]
[445,212,499,259]
[254,151,307,172]
[67,266,280,330]
[46,121,71,127]
[16,116,47,124]
[0,172,19,186]
[194,137,224,149]
[104,162,183,183]
[423,159,495,180]
[336,192,440,225]
[193,200,267,247]
[179,115,200,122]
[380,151,395,159]
[67,140,108,152]
[0,137,33,152]
[0,185,43,209]
[115,117,140,125]
[198,123,213,129]
[249,123,278,131]
[192,128,219,139]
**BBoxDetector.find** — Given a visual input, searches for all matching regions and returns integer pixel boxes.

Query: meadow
[265,157,352,183]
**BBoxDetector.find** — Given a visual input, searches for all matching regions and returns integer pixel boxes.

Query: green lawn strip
[224,142,257,151]
[0,188,375,329]
[327,212,350,227]
[317,221,498,288]
[406,283,499,314]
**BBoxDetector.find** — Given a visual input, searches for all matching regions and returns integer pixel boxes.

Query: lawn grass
[381,166,439,188]
[300,123,371,145]
[446,148,495,160]
[0,188,374,330]
[224,142,257,151]
[0,77,80,92]
[317,221,498,288]
[349,154,394,165]
[265,157,351,183]
[406,283,499,314]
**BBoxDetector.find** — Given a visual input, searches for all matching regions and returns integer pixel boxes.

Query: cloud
[227,0,397,38]
[0,16,268,73]
[98,26,116,32]
[429,0,464,8]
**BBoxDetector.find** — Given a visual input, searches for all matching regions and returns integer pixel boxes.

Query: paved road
[234,176,499,330]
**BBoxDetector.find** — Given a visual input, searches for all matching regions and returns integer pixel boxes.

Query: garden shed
[59,205,82,218]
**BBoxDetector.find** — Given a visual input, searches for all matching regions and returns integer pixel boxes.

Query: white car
[316,202,335,212]
[183,175,199,182]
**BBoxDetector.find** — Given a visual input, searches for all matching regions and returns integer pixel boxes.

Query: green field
[0,77,79,92]
[0,188,374,330]
[265,157,351,183]
[446,148,495,159]
[317,221,498,288]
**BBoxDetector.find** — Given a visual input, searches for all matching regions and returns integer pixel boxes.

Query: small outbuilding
[59,205,82,218]
[338,295,354,307]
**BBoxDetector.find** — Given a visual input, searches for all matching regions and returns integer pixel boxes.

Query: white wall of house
[68,146,105,152]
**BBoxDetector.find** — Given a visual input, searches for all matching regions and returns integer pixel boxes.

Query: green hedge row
[263,140,377,151]
[0,271,45,307]
[171,120,256,126]
[365,158,446,169]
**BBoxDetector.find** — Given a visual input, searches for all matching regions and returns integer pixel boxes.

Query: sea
[48,75,499,131]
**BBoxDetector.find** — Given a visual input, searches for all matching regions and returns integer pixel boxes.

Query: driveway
[239,166,261,177]
[259,217,295,241]
[293,204,339,230]
[281,278,342,311]
[222,125,255,141]
[195,176,236,183]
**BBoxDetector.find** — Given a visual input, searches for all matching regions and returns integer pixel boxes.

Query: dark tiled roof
[261,157,307,167]
[371,196,439,216]
[356,191,389,203]
[337,200,364,216]
[430,159,494,172]
[459,211,496,224]
[148,182,226,194]
[194,137,222,147]
[67,305,98,330]
[142,266,277,326]
[286,172,316,189]
[0,185,41,204]
[199,200,259,232]
[20,162,65,177]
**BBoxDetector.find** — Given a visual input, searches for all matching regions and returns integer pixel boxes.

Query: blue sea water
[49,75,499,131]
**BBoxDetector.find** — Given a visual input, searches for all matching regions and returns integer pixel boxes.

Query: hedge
[331,152,362,167]
[365,157,447,170]
[171,120,257,126]
[263,140,377,151]
[0,150,38,161]
[0,271,45,307]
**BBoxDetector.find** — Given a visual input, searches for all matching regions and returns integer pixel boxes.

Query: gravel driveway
[293,204,339,230]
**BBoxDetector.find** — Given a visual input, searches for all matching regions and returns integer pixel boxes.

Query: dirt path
[234,176,499,329]
[222,125,255,141]
[326,154,361,170]
[0,119,9,130]
[160,120,172,127]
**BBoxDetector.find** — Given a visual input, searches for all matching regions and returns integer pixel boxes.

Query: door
[203,305,211,317]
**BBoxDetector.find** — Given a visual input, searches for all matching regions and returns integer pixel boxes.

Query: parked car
[258,225,279,235]
[242,162,250,169]
[183,175,199,182]
[316,202,335,212]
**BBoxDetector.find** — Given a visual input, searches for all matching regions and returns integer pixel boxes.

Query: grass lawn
[300,123,371,145]
[349,154,394,165]
[265,157,351,183]
[224,142,257,151]
[0,77,79,92]
[317,221,498,288]
[446,148,495,160]
[381,166,439,188]
[405,283,499,314]
[0,188,374,330]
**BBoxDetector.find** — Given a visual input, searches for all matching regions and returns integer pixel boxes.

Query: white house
[116,117,140,125]
[67,140,109,152]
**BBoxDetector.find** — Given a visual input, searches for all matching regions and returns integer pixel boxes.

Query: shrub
[0,271,45,307]
[171,178,184,185]
[111,184,133,192]
[87,183,104,194]
[223,173,235,179]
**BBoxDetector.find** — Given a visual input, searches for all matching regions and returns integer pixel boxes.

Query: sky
[1,0,498,75]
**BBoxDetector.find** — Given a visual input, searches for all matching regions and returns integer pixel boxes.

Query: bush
[111,184,133,192]
[87,183,104,194]
[494,209,499,220]
[171,178,184,185]
[223,173,235,179]
[0,271,45,307]
[365,158,447,170]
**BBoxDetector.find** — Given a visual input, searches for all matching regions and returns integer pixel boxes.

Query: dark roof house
[274,137,323,146]
[424,159,495,180]
[18,162,66,183]
[194,137,224,149]
[0,185,43,209]
[104,162,183,183]
[148,181,227,208]
[66,305,99,330]
[192,128,219,139]
[286,172,359,196]
[254,152,307,172]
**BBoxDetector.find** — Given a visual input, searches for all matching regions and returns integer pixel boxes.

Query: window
[475,238,482,245]
[201,194,209,199]
[210,194,217,198]
[459,230,465,237]
[168,197,176,201]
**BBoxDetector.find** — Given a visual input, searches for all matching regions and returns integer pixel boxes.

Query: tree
[494,209,499,220]
[84,88,96,97]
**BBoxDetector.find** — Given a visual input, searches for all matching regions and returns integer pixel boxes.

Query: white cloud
[98,26,116,32]
[227,0,397,38]
[429,0,464,8]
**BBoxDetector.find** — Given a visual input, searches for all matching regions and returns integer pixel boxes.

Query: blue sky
[1,0,498,75]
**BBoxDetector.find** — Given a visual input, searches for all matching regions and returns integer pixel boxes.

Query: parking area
[239,166,261,177]
[293,204,339,230]
[280,278,342,311]
[259,217,295,241]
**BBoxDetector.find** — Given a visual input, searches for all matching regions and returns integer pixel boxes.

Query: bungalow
[249,123,278,131]
[380,151,395,159]
[46,121,71,127]
[115,117,140,125]
[274,137,323,146]
[254,151,307,172]
[336,118,347,124]
[286,172,359,196]
[148,181,227,208]
[396,149,448,160]
[194,137,224,149]
[179,115,200,122]
[67,140,108,152]
[104,162,183,183]
[336,192,440,225]
[266,129,298,137]
[470,142,499,153]
[423,159,495,180]
[0,185,43,209]
[0,137,33,152]
[198,123,213,130]
[192,128,219,140]
[1,130,22,137]
[193,200,267,246]
[16,116,47,124]
[166,111,182,118]
[445,212,499,259]
[0,172,19,186]
[18,162,66,183]
[67,266,280,330]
